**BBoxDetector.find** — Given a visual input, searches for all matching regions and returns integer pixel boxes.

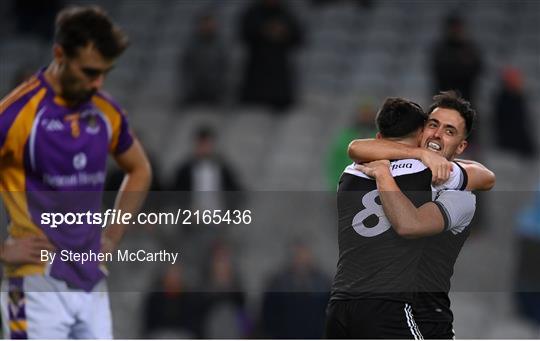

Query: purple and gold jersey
[0,69,133,291]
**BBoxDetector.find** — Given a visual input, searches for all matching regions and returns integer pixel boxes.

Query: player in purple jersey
[0,5,151,338]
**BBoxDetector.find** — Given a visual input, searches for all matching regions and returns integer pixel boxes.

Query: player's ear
[375,132,383,139]
[53,44,66,65]
[415,127,424,144]
[455,140,468,156]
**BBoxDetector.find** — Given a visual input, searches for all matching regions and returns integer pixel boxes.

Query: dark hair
[195,125,215,141]
[55,5,129,59]
[445,12,463,29]
[428,91,476,137]
[376,98,427,138]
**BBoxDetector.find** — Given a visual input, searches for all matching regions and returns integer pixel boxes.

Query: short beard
[59,67,96,106]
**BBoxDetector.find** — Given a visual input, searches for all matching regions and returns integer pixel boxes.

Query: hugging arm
[348,139,452,184]
[349,139,495,189]
[357,161,476,239]
[456,159,495,191]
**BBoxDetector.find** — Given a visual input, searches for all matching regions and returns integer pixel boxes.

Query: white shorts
[0,274,112,339]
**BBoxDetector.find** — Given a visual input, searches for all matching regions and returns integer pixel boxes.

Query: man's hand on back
[355,160,392,179]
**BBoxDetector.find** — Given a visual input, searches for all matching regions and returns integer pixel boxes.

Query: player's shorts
[417,320,455,339]
[0,274,112,339]
[324,299,424,339]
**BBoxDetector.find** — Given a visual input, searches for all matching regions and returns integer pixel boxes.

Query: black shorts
[324,299,423,339]
[416,320,454,339]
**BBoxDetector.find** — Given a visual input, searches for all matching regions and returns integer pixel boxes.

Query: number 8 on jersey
[352,190,391,237]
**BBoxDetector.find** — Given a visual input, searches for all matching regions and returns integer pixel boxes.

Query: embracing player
[349,91,495,338]
[325,97,485,339]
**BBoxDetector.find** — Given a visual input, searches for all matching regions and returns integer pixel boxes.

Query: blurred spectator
[493,67,537,158]
[259,241,331,338]
[143,264,206,338]
[431,13,484,161]
[173,125,242,211]
[238,0,304,112]
[13,0,63,41]
[431,13,483,105]
[514,183,540,326]
[172,126,243,282]
[180,13,228,107]
[325,99,377,189]
[201,240,251,338]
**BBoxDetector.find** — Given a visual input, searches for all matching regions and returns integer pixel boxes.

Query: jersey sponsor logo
[73,152,87,171]
[43,171,105,187]
[390,159,427,177]
[391,162,413,170]
[41,118,65,132]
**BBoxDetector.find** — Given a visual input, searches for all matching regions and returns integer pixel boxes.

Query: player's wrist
[418,148,430,163]
[375,172,395,192]
[374,166,391,179]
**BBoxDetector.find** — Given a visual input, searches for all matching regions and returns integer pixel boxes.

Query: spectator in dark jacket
[431,13,484,157]
[173,125,242,211]
[239,0,304,112]
[143,264,206,338]
[259,241,331,338]
[493,67,537,158]
[180,13,228,106]
[431,13,483,105]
